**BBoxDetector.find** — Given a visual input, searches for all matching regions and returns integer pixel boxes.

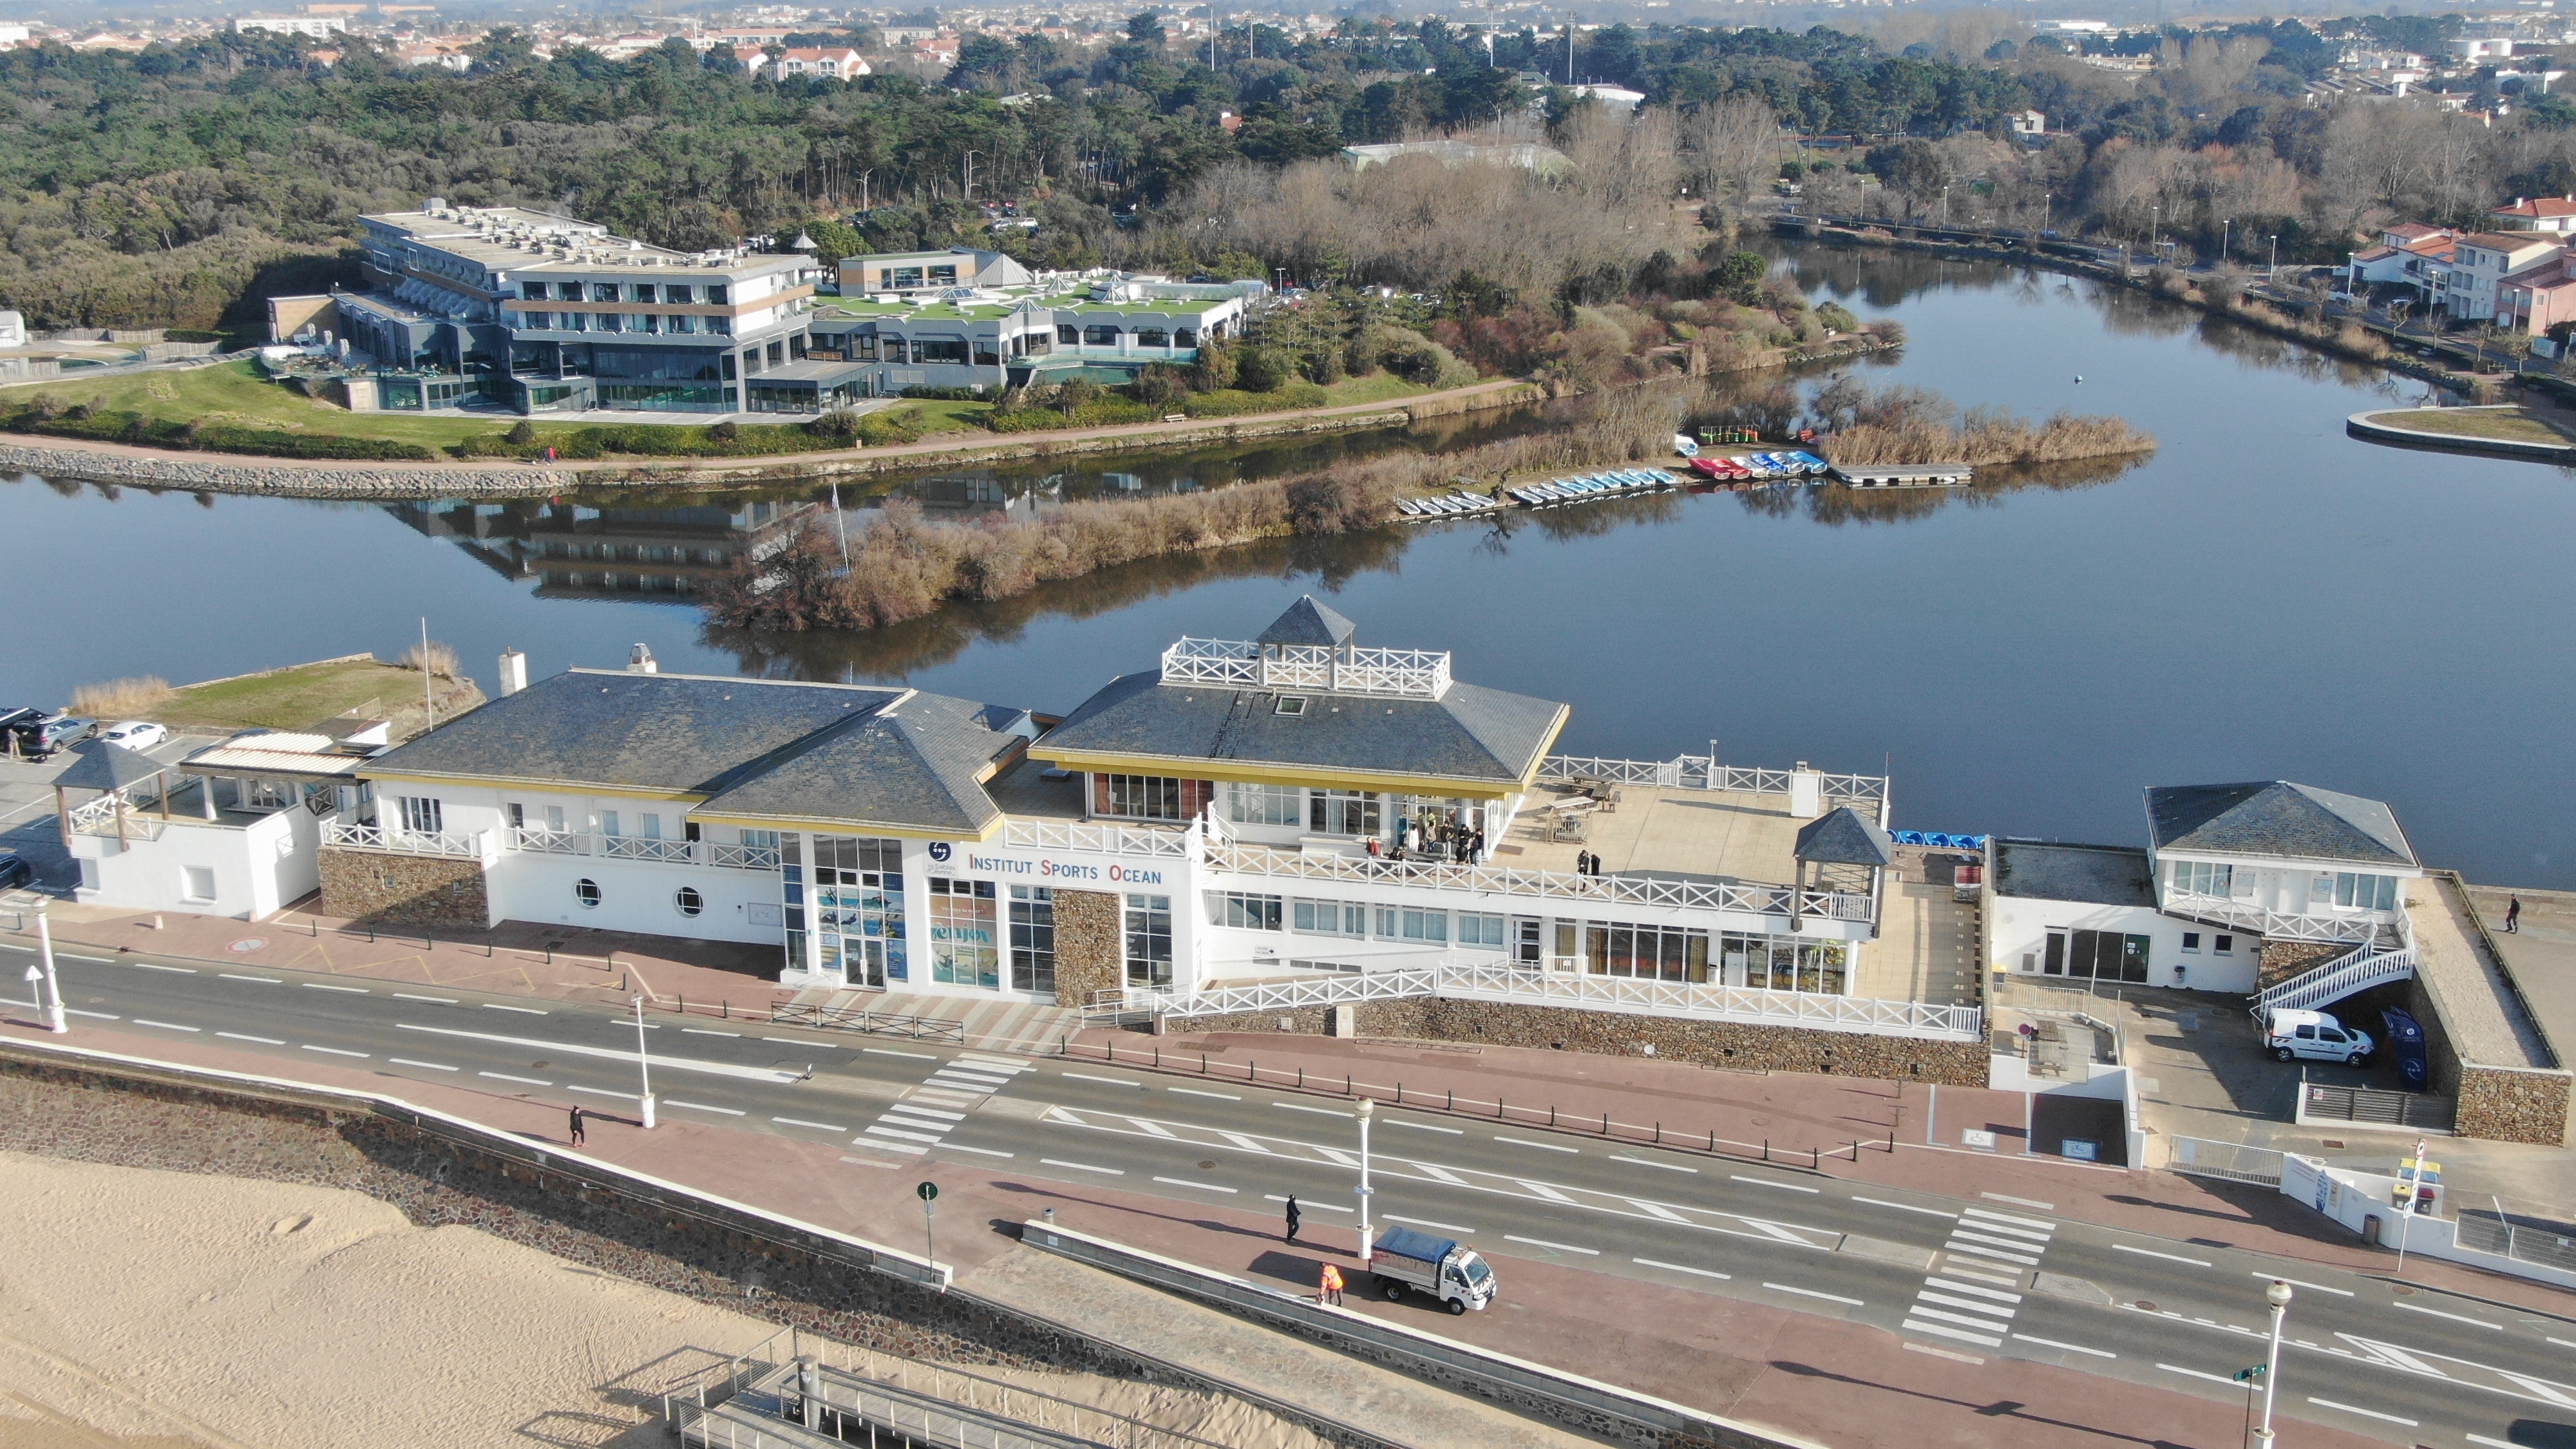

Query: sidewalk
[0,1014,2391,1449]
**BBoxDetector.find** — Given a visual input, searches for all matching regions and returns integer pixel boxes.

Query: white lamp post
[29,906,64,1034]
[633,994,656,1130]
[1356,1095,1376,1265]
[2253,1278,2292,1444]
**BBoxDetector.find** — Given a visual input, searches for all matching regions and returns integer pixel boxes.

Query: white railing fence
[1101,960,1982,1041]
[701,840,782,871]
[64,791,166,840]
[324,820,489,859]
[2254,945,2419,1016]
[1204,841,1873,923]
[1539,755,1888,810]
[602,834,696,864]
[500,828,776,870]
[2163,891,2386,945]
[511,825,589,856]
[1157,636,1451,698]
[1000,817,1192,858]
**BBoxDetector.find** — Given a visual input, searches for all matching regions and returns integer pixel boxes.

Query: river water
[8,249,2571,886]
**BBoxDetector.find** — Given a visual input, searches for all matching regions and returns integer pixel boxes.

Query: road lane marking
[1062,1072,1144,1087]
[1153,1176,1238,1193]
[129,963,195,974]
[1730,1174,1821,1193]
[2253,1273,2353,1296]
[2550,1337,2576,1350]
[394,1023,799,1082]
[1938,1264,2023,1287]
[394,992,458,1003]
[479,1070,549,1084]
[2012,1334,2116,1359]
[1385,1214,1476,1235]
[1634,1257,1730,1280]
[2306,1397,2416,1426]
[1903,1340,1988,1363]
[1388,1119,1463,1134]
[216,1032,285,1045]
[1766,1282,1861,1305]
[483,1003,548,1015]
[763,1036,841,1045]
[912,1090,980,1108]
[569,1085,637,1099]
[1904,1320,2001,1349]
[957,1054,1030,1071]
[942,1144,1014,1158]
[2113,1244,2211,1266]
[928,1075,1007,1092]
[1612,1155,1697,1173]
[935,1068,1012,1085]
[1507,1235,1600,1256]
[1920,1280,2022,1304]
[1127,1118,1177,1138]
[303,1045,368,1058]
[864,1126,942,1144]
[302,982,368,993]
[1917,1293,2015,1319]
[1495,1135,1578,1153]
[1854,1195,1956,1218]
[218,973,281,983]
[849,1140,926,1156]
[133,1019,198,1032]
[1946,1243,2040,1266]
[1273,1102,1352,1117]
[682,1027,740,1037]
[772,1117,848,1132]
[65,1009,118,1020]
[2157,1364,2240,1386]
[2387,1301,2503,1330]
[667,1100,745,1116]
[1169,1087,1241,1101]
[1956,1215,2053,1240]
[1978,1193,2054,1212]
[1264,1194,1355,1213]
[862,1046,938,1060]
[1950,1229,2045,1251]
[2471,1436,2523,1448]
[1911,1305,2012,1331]
[1964,1206,2056,1230]
[885,1104,965,1122]
[1218,1132,1272,1154]
[1040,1158,1124,1175]
[388,1058,457,1071]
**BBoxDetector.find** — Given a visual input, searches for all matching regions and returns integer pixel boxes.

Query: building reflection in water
[385,497,820,601]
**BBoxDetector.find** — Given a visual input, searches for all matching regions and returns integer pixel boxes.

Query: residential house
[761,46,870,79]
[234,15,345,37]
[2490,195,2576,234]
[2441,231,2562,320]
[2496,258,2576,336]
[2009,109,2047,137]
[2345,223,2454,299]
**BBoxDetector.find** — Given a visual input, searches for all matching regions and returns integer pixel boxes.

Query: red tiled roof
[2451,231,2562,254]
[2387,222,2448,240]
[2494,196,2576,218]
[2353,245,2398,262]
[2401,238,2456,259]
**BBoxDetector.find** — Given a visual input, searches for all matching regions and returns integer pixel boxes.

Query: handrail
[323,820,488,859]
[1539,754,1888,808]
[64,791,168,840]
[2253,944,2419,1015]
[999,817,1191,857]
[2163,891,2385,944]
[502,828,775,870]
[1203,841,1874,923]
[601,834,695,864]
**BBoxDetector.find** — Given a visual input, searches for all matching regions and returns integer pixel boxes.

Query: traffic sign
[918,1180,938,1202]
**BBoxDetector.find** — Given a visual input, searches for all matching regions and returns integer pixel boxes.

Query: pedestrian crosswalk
[851,1051,1031,1156]
[1900,1205,2057,1350]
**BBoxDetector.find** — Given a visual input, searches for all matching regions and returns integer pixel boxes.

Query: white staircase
[2251,943,2418,1017]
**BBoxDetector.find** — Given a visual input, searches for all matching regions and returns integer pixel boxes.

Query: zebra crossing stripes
[851,1052,1032,1156]
[1900,1206,2057,1350]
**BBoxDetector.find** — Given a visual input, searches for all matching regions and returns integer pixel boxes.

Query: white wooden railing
[1157,636,1451,698]
[2162,891,2389,945]
[700,840,781,871]
[324,820,489,859]
[504,827,777,871]
[1000,817,1192,857]
[2254,944,2420,1016]
[602,835,695,864]
[1540,755,1888,811]
[1204,841,1874,923]
[65,791,166,840]
[1097,960,1982,1041]
[510,826,588,856]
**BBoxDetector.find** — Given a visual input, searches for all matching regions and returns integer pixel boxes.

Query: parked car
[10,714,93,758]
[2264,1008,2374,1065]
[98,720,168,750]
[0,707,40,737]
[0,853,29,891]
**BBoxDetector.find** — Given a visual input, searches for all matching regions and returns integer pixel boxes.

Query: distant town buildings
[233,15,347,39]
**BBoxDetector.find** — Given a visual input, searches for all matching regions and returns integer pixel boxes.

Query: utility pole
[25,904,65,1034]
[1356,1095,1376,1264]
[633,993,656,1129]
[2252,1280,2291,1444]
[419,617,435,732]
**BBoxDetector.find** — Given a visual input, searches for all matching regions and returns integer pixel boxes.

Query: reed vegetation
[68,676,173,718]
[1810,379,2155,467]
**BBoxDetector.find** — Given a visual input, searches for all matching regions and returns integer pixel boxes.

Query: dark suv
[0,853,30,892]
[11,714,95,759]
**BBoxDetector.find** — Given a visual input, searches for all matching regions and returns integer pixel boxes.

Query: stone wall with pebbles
[0,442,578,498]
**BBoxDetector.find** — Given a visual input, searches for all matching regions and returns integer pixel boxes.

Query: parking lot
[0,732,218,899]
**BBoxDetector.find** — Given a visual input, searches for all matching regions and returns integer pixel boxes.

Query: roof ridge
[563,667,900,695]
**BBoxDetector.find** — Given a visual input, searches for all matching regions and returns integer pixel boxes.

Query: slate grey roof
[54,742,171,793]
[2145,781,2417,867]
[363,669,1028,833]
[1256,596,1357,647]
[1993,841,2157,907]
[1794,806,1893,866]
[1038,670,1567,788]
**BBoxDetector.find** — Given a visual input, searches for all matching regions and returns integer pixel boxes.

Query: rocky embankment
[0,442,578,497]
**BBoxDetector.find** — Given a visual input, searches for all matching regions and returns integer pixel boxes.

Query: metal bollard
[1298,1067,1303,1088]
[1602,1112,1609,1134]
[723,999,729,1019]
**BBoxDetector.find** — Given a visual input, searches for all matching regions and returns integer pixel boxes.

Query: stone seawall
[0,442,578,498]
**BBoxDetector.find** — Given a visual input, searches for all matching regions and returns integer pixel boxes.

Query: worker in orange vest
[1318,1262,1345,1307]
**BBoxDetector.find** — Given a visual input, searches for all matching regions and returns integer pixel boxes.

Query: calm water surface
[7,250,2570,885]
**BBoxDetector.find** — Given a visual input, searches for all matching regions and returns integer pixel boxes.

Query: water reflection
[386,497,819,601]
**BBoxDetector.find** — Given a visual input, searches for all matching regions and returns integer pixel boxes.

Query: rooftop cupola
[1159,596,1452,699]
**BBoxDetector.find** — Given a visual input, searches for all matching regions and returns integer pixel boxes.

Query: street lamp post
[2253,1279,2292,1444]
[2269,234,2280,272]
[1355,1095,1376,1265]
[633,994,656,1130]
[28,905,65,1034]
[2222,217,2232,263]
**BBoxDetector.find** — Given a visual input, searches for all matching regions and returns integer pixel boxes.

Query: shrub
[1235,346,1289,393]
[397,640,461,678]
[504,420,538,445]
[710,419,739,442]
[900,384,987,401]
[1815,302,1861,333]
[857,410,923,446]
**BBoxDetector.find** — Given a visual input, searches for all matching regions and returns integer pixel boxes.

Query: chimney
[627,643,658,674]
[497,649,527,696]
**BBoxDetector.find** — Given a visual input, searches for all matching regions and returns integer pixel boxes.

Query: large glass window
[1309,790,1380,838]
[2170,860,2235,898]
[1292,898,1367,938]
[2040,929,2146,983]
[918,337,970,364]
[1586,922,1708,981]
[395,796,442,835]
[1103,774,1183,820]
[2333,872,2400,911]
[928,877,999,989]
[1206,891,1283,931]
[806,833,906,985]
[1376,905,1448,944]
[1009,886,1056,996]
[1224,782,1303,827]
[1457,912,1509,948]
[1124,894,1173,989]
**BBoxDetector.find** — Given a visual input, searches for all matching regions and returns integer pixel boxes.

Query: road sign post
[918,1180,938,1266]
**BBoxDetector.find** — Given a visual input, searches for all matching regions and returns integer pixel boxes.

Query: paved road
[6,937,2573,1449]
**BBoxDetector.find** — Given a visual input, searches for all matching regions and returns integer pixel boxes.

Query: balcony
[2161,890,2394,946]
[325,820,490,860]
[1204,841,1873,923]
[1159,637,1451,699]
[999,818,1191,857]
[503,826,779,871]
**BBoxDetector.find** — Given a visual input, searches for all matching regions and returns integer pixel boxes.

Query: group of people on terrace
[1363,806,1488,867]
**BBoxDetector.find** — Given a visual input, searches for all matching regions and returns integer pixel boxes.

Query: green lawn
[0,359,537,450]
[1316,373,1435,406]
[157,658,483,739]
[895,397,994,434]
[2365,408,2576,446]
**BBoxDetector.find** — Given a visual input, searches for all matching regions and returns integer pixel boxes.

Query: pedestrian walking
[568,1104,586,1145]
[1319,1262,1345,1306]
[2506,895,2523,934]
[1284,1194,1302,1244]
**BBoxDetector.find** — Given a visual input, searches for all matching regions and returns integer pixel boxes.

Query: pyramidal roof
[2144,781,2417,868]
[1795,806,1894,867]
[1256,596,1357,648]
[53,741,171,793]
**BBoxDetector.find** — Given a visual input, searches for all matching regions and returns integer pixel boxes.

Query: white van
[2264,1009,2374,1065]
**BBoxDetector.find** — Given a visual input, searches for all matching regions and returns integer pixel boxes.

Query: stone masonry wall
[318,848,490,929]
[1051,887,1122,1009]
[2400,974,2465,1098]
[1173,994,1987,1086]
[2257,941,2346,994]
[2456,1064,2574,1146]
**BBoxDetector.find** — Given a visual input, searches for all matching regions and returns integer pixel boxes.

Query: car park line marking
[1612,1155,1697,1173]
[772,1117,848,1132]
[303,1045,368,1058]
[218,973,281,983]
[483,1003,547,1015]
[682,1027,740,1037]
[1730,1175,1821,1193]
[2012,1334,2115,1359]
[394,992,458,1003]
[1854,1195,1956,1218]
[1386,1215,1477,1235]
[2113,1244,2212,1266]
[216,1032,286,1045]
[1168,1087,1241,1101]
[2306,1398,2416,1426]
[667,1100,746,1116]
[1062,1072,1144,1088]
[1388,1119,1463,1134]
[2157,1364,2240,1386]
[479,1070,548,1084]
[1765,1282,1860,1305]
[1495,1135,1578,1153]
[1265,1195,1354,1213]
[2391,1302,2503,1330]
[942,1144,1014,1159]
[1904,1321,2002,1349]
[131,963,196,974]
[388,1058,457,1072]
[569,1085,637,1099]
[1508,1235,1600,1256]
[302,983,369,993]
[394,1023,799,1082]
[1153,1176,1238,1193]
[1964,1205,2056,1229]
[1040,1158,1124,1175]
[2254,1273,2353,1296]
[1273,1102,1352,1117]
[1634,1258,1730,1280]
[862,1047,938,1060]
[133,1019,198,1031]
